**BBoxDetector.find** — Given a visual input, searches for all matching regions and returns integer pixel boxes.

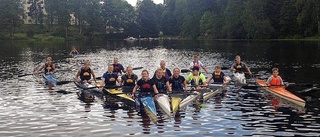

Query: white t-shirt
[189,60,204,68]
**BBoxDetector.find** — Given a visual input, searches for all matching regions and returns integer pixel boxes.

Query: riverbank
[0,33,65,42]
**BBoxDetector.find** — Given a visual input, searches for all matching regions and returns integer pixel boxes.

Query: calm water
[0,40,320,137]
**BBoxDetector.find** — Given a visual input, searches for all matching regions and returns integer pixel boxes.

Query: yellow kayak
[103,88,135,107]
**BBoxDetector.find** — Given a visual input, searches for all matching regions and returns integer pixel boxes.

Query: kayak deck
[256,79,305,108]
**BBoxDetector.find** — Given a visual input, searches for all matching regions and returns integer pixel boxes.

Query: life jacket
[153,76,167,93]
[212,71,224,83]
[139,79,153,93]
[192,61,200,68]
[190,72,203,86]
[123,74,136,86]
[71,51,77,55]
[44,63,54,73]
[170,76,184,91]
[113,64,121,73]
[162,68,170,80]
[80,67,91,80]
[270,76,282,86]
[104,73,118,86]
[234,62,244,73]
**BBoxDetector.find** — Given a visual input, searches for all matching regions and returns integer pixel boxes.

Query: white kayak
[233,72,246,85]
[179,93,199,111]
[203,84,224,101]
[155,94,171,116]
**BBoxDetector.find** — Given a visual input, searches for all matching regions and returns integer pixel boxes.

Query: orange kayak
[256,79,305,108]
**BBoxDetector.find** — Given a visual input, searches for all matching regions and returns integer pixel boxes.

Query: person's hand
[130,93,135,98]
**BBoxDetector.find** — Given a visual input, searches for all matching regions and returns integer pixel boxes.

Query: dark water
[0,40,320,137]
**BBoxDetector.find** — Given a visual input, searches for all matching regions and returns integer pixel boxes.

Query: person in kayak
[131,70,159,98]
[266,67,286,86]
[169,68,187,92]
[184,66,207,89]
[69,47,79,56]
[113,57,126,75]
[189,55,209,74]
[75,61,97,84]
[35,57,56,75]
[101,64,120,86]
[230,55,252,75]
[152,68,172,94]
[153,60,172,81]
[121,66,138,92]
[207,65,228,84]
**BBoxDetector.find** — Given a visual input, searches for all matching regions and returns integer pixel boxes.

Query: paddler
[207,65,228,84]
[266,67,287,86]
[69,47,79,56]
[131,70,159,98]
[112,57,126,75]
[189,55,209,74]
[75,61,97,84]
[152,68,172,94]
[35,57,56,75]
[101,64,120,86]
[120,66,138,92]
[153,60,172,81]
[230,55,252,75]
[169,68,187,92]
[184,66,207,89]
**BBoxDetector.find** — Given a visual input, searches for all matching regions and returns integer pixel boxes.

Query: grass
[11,33,65,42]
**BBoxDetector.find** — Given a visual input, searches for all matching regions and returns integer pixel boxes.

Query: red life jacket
[270,76,282,86]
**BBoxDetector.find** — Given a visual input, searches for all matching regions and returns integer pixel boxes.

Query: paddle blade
[221,67,229,70]
[56,81,74,85]
[132,67,143,70]
[241,85,259,89]
[96,77,102,80]
[18,74,34,77]
[181,69,191,73]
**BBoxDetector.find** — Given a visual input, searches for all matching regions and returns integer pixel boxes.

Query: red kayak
[256,79,305,109]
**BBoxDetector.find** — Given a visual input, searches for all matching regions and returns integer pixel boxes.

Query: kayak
[256,79,305,109]
[203,84,224,101]
[42,74,57,86]
[170,91,199,113]
[171,96,182,114]
[155,94,171,116]
[179,92,199,111]
[140,97,158,123]
[233,72,246,85]
[103,88,135,107]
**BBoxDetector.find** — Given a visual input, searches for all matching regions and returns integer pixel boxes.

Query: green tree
[27,0,45,25]
[279,0,298,38]
[136,0,159,37]
[223,0,245,39]
[0,0,24,38]
[296,0,320,37]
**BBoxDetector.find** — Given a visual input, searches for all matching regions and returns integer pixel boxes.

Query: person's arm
[91,69,97,83]
[75,49,79,54]
[246,66,252,75]
[189,62,194,69]
[230,64,235,71]
[116,74,121,86]
[153,85,159,94]
[223,76,227,84]
[131,84,139,98]
[167,69,172,77]
[266,76,272,86]
[35,64,44,74]
[200,62,209,74]
[52,64,57,73]
[166,81,172,93]
[206,76,213,84]
[200,74,207,86]
[121,65,126,73]
[279,77,285,86]
[75,69,81,82]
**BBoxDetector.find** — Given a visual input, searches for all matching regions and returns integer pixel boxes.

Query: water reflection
[0,40,320,136]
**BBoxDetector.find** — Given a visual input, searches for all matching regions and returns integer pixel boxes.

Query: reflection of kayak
[233,72,246,84]
[155,94,171,116]
[256,79,305,109]
[103,88,135,107]
[140,97,157,122]
[42,74,57,86]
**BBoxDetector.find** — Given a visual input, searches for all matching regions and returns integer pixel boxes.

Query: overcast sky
[126,0,163,6]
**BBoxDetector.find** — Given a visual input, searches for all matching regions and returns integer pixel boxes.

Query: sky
[126,0,163,6]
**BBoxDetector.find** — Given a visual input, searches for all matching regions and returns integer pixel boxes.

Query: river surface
[0,40,320,137]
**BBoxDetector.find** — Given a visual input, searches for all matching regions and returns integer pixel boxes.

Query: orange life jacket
[270,76,282,86]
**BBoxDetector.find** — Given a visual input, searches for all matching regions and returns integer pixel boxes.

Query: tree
[223,0,245,39]
[0,0,24,38]
[136,0,159,37]
[27,0,45,25]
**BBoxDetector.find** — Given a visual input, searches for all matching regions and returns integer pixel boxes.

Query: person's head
[193,55,199,62]
[107,64,113,73]
[173,68,180,77]
[72,47,76,50]
[156,68,163,78]
[272,67,279,77]
[192,66,200,75]
[160,60,166,69]
[83,61,90,68]
[126,66,133,74]
[141,69,149,80]
[46,57,52,64]
[113,58,119,64]
[235,55,241,63]
[214,65,222,72]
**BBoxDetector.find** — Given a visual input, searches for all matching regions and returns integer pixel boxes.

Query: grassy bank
[9,33,65,42]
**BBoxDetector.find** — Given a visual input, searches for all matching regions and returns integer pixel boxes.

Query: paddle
[242,83,316,90]
[81,85,123,90]
[96,67,143,80]
[181,67,229,73]
[56,81,74,85]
